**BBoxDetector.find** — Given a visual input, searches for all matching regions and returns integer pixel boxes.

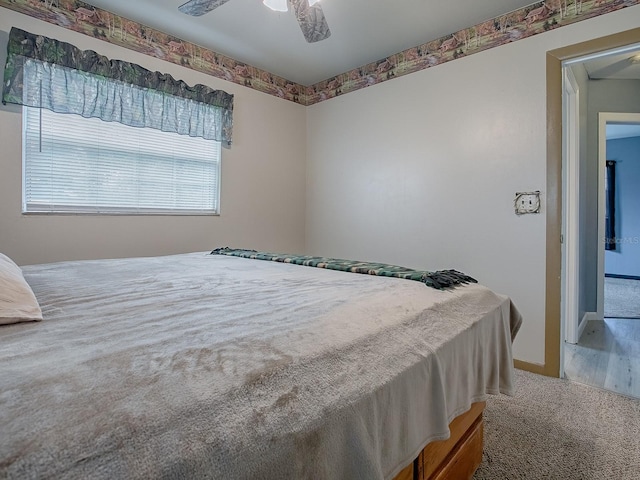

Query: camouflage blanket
[210,248,476,290]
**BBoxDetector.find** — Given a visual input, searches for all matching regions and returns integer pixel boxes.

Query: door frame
[597,112,640,320]
[561,65,581,350]
[520,27,640,378]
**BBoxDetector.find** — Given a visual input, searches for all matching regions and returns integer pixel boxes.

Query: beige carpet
[605,277,640,318]
[474,369,640,479]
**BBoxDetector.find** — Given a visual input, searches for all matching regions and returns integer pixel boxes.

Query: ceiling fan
[178,0,331,43]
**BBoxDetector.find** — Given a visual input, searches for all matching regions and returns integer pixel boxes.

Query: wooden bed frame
[392,402,485,480]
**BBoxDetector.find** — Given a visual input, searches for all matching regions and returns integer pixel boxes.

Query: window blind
[23,106,221,215]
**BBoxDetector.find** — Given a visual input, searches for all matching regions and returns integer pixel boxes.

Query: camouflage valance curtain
[2,28,233,147]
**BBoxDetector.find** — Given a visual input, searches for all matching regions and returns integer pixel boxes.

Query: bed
[0,251,521,479]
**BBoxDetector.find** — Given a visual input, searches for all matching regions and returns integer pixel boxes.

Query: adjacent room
[564,107,640,398]
[1,1,639,479]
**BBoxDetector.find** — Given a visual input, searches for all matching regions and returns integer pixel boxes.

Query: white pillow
[0,253,43,325]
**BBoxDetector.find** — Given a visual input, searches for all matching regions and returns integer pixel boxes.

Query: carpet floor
[474,369,640,479]
[604,277,640,318]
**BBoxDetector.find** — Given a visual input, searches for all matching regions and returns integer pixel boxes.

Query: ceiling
[83,0,536,85]
[580,46,640,139]
[589,46,640,140]
[583,48,640,80]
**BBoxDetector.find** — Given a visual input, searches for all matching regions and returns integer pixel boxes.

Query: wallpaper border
[0,0,638,106]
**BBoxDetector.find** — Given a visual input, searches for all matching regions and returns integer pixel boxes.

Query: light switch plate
[514,191,541,215]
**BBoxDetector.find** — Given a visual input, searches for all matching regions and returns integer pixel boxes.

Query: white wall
[0,9,307,265]
[305,6,640,365]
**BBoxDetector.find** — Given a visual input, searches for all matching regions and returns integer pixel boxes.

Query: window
[605,160,616,250]
[5,28,233,216]
[23,107,221,215]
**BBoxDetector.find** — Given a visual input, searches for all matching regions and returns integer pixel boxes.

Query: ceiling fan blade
[290,0,331,43]
[178,0,233,17]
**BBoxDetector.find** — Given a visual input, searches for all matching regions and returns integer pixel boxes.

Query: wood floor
[564,318,640,398]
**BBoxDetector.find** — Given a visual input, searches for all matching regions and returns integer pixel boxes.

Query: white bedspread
[0,253,521,479]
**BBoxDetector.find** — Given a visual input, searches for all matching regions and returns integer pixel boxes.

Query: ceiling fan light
[263,0,288,12]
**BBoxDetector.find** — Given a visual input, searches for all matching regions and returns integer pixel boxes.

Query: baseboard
[578,312,597,340]
[518,314,599,378]
[514,360,550,376]
[605,273,640,281]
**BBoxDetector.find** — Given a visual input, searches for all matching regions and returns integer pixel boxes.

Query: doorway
[536,28,640,381]
[602,119,640,320]
[560,53,640,397]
